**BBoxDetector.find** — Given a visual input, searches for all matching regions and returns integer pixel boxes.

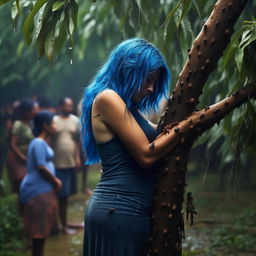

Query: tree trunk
[147,0,250,255]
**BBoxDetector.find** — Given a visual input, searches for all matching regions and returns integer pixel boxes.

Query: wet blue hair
[33,110,55,137]
[81,38,171,165]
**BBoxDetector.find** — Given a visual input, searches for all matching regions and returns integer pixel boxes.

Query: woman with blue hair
[81,38,177,255]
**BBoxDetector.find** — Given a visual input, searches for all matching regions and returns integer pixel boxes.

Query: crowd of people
[1,38,173,256]
[0,96,93,256]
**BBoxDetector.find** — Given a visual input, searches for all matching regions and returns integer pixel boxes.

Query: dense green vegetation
[0,195,27,256]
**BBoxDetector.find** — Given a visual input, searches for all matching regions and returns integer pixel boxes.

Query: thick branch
[163,83,256,142]
[159,0,249,130]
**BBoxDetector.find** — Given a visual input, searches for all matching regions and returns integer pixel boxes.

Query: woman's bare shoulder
[94,89,125,108]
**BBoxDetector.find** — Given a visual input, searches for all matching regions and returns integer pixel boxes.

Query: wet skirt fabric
[23,191,59,239]
[83,193,151,256]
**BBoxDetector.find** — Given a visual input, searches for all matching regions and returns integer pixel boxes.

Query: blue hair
[81,38,171,165]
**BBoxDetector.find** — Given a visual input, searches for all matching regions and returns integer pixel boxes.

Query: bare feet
[62,227,77,235]
[68,221,84,229]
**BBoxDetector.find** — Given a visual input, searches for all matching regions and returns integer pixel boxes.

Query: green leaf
[37,0,55,58]
[0,0,11,6]
[20,0,30,8]
[235,47,244,72]
[2,73,23,85]
[178,0,192,30]
[45,27,55,61]
[16,0,19,12]
[239,29,251,49]
[162,0,182,27]
[32,4,45,44]
[240,31,256,51]
[11,1,19,22]
[16,40,25,56]
[54,17,67,54]
[23,0,48,45]
[45,10,62,60]
[68,10,75,35]
[192,0,201,17]
[70,0,78,30]
[52,0,65,12]
[223,42,238,69]
[134,0,142,11]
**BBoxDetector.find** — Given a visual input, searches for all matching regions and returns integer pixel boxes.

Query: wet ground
[39,170,256,256]
[44,193,87,256]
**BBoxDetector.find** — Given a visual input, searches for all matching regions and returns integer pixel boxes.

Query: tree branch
[158,0,249,130]
[162,83,256,143]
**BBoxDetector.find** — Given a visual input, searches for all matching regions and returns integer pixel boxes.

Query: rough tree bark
[147,0,252,255]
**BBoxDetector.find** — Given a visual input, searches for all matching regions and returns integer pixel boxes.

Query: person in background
[7,98,38,195]
[51,97,82,234]
[20,110,61,256]
[37,96,57,114]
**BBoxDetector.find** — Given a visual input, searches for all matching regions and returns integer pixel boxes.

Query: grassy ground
[183,174,256,256]
[0,165,255,256]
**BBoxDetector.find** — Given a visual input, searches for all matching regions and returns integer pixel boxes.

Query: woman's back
[20,138,55,203]
[83,107,158,256]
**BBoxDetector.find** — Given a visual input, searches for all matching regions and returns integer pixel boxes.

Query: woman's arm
[93,90,181,169]
[10,135,27,162]
[38,165,62,192]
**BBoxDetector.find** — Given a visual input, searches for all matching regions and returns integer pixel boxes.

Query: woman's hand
[10,135,28,163]
[54,178,62,192]
[21,155,27,163]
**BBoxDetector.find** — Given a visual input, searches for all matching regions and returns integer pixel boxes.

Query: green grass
[86,164,101,190]
[182,173,256,256]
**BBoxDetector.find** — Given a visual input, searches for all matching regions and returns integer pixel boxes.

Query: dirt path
[44,193,88,256]
[41,172,256,256]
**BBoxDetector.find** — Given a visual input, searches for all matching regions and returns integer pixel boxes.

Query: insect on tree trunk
[147,1,252,255]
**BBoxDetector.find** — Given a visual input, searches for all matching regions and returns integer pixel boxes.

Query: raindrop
[70,59,73,64]
[14,27,16,32]
[68,45,73,50]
